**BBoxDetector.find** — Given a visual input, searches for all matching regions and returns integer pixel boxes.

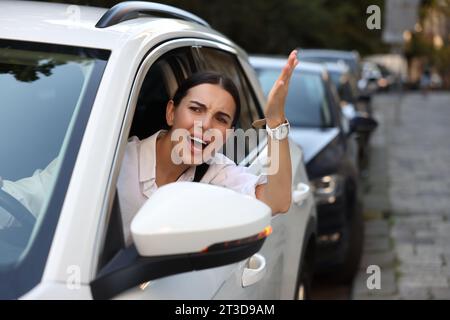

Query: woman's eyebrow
[190,100,207,108]
[190,100,231,120]
[217,111,232,121]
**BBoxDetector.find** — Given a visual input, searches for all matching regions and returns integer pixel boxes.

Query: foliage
[39,0,387,55]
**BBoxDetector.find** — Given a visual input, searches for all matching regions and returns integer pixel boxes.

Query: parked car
[359,61,382,95]
[0,1,317,299]
[250,56,371,283]
[375,63,398,91]
[360,61,397,93]
[297,49,375,104]
[324,62,378,173]
[297,49,362,81]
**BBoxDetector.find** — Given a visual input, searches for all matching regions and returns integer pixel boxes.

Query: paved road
[312,91,450,299]
[352,91,450,299]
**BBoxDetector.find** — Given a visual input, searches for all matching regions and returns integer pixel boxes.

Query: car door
[87,41,245,300]
[189,47,315,299]
[92,39,313,300]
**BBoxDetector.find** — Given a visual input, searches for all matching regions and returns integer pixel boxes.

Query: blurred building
[421,1,450,48]
[417,1,450,88]
[383,0,421,47]
[382,0,450,88]
[380,0,420,84]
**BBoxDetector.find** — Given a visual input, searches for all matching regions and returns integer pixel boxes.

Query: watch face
[267,122,290,140]
[274,123,289,140]
[279,125,289,139]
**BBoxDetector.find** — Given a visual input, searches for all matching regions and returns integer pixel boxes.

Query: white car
[0,1,316,300]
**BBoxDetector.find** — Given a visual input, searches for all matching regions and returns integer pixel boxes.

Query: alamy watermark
[170,123,281,175]
[366,5,381,30]
[367,265,381,290]
[65,5,81,29]
[66,265,81,290]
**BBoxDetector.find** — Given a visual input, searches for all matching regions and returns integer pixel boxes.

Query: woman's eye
[189,106,202,113]
[218,117,228,125]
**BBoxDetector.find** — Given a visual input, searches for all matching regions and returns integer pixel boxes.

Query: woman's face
[166,83,237,165]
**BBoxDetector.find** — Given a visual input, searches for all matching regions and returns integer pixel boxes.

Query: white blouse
[117,130,267,245]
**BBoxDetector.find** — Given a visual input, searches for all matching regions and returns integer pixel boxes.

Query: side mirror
[91,182,272,299]
[350,113,378,134]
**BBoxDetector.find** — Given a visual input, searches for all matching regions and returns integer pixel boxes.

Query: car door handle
[242,254,266,287]
[292,182,310,205]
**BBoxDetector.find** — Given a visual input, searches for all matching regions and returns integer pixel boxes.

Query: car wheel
[296,270,311,300]
[333,200,364,284]
[295,242,314,300]
[296,279,308,300]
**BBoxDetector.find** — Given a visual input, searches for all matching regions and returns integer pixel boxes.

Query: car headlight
[310,174,344,205]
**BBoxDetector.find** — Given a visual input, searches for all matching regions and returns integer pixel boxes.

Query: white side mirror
[131,182,272,257]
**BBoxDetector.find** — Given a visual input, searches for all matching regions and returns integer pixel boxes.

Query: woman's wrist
[266,116,287,129]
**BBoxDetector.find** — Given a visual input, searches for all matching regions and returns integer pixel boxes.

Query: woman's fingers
[288,51,298,74]
[278,51,296,81]
[278,65,290,84]
[281,50,298,84]
[269,50,298,103]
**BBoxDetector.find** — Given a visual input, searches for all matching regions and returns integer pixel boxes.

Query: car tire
[333,200,364,284]
[295,242,315,300]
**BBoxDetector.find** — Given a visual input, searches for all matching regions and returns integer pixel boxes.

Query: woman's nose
[199,115,213,130]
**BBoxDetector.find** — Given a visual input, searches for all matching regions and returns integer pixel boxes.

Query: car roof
[322,62,350,74]
[249,55,326,74]
[298,49,359,60]
[0,1,240,52]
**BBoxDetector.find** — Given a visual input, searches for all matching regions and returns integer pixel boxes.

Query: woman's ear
[166,100,175,127]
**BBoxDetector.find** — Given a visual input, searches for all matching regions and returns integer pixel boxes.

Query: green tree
[41,0,387,55]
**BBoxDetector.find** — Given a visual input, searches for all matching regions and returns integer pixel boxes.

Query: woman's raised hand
[264,50,299,128]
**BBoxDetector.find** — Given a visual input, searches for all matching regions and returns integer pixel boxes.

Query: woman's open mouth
[189,135,208,153]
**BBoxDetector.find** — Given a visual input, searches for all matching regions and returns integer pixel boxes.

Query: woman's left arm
[255,50,299,215]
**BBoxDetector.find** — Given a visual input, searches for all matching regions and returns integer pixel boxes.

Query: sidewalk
[352,92,450,300]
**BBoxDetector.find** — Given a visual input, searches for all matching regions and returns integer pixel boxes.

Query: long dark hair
[172,71,241,127]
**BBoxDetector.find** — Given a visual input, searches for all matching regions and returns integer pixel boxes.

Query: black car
[297,49,362,81]
[325,62,378,173]
[250,56,376,283]
[297,49,375,104]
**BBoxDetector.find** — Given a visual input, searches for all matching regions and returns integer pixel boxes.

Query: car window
[324,76,346,131]
[0,39,109,299]
[256,68,333,128]
[191,47,262,130]
[329,71,356,104]
[129,47,190,140]
[328,77,343,109]
[98,46,266,272]
[98,47,193,272]
[347,73,360,98]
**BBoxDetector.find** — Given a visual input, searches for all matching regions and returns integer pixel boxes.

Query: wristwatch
[266,119,290,140]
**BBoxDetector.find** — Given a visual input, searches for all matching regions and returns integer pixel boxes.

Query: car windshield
[0,40,108,298]
[256,68,332,128]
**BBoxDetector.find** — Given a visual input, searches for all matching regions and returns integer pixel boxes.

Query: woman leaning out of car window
[1,50,299,245]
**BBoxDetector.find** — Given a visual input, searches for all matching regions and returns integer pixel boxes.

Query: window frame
[323,72,345,130]
[188,46,265,165]
[91,38,262,280]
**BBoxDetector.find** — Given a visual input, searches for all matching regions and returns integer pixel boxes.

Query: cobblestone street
[352,92,450,300]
